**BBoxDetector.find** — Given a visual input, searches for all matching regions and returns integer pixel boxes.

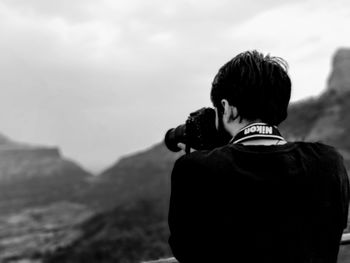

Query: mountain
[328,48,350,95]
[80,143,181,212]
[44,48,350,263]
[0,135,96,262]
[0,134,93,214]
[42,141,180,263]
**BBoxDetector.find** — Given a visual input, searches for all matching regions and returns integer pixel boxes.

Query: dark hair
[210,50,291,125]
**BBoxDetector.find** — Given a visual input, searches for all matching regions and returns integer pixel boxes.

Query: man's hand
[177,143,196,153]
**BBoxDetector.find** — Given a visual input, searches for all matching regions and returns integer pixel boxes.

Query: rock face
[0,135,96,262]
[327,48,350,95]
[0,134,92,215]
[0,134,61,181]
[0,147,60,181]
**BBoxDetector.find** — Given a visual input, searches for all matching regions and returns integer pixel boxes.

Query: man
[168,50,350,262]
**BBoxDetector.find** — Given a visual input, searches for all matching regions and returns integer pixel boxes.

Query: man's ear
[221,99,238,122]
[220,99,229,122]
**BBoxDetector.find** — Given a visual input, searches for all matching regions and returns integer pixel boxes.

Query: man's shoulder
[173,150,210,169]
[297,141,343,160]
[173,145,233,169]
[290,142,347,175]
[171,147,232,185]
[300,141,337,151]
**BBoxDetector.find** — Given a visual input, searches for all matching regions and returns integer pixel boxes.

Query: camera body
[164,107,226,152]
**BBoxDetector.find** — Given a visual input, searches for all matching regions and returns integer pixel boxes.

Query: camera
[164,107,227,152]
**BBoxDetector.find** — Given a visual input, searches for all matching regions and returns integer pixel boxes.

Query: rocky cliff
[327,48,350,95]
[0,134,93,214]
[0,135,95,262]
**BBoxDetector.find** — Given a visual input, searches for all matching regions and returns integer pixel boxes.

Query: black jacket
[168,142,350,263]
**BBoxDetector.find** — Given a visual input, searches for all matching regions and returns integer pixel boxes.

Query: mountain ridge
[328,47,350,95]
[0,133,93,215]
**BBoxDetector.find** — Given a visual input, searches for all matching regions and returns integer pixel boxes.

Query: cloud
[222,0,350,100]
[0,0,96,22]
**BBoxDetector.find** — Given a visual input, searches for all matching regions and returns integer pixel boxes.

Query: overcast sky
[0,0,349,173]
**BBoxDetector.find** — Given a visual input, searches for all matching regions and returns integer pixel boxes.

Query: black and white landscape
[0,48,349,262]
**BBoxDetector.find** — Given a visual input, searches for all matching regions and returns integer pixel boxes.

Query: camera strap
[230,122,286,144]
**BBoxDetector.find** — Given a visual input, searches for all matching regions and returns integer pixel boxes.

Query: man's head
[211,50,291,132]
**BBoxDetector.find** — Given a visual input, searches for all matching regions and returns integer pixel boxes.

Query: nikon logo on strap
[231,122,285,144]
[244,125,273,135]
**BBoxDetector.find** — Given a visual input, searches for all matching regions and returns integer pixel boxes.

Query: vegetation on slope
[43,199,171,263]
